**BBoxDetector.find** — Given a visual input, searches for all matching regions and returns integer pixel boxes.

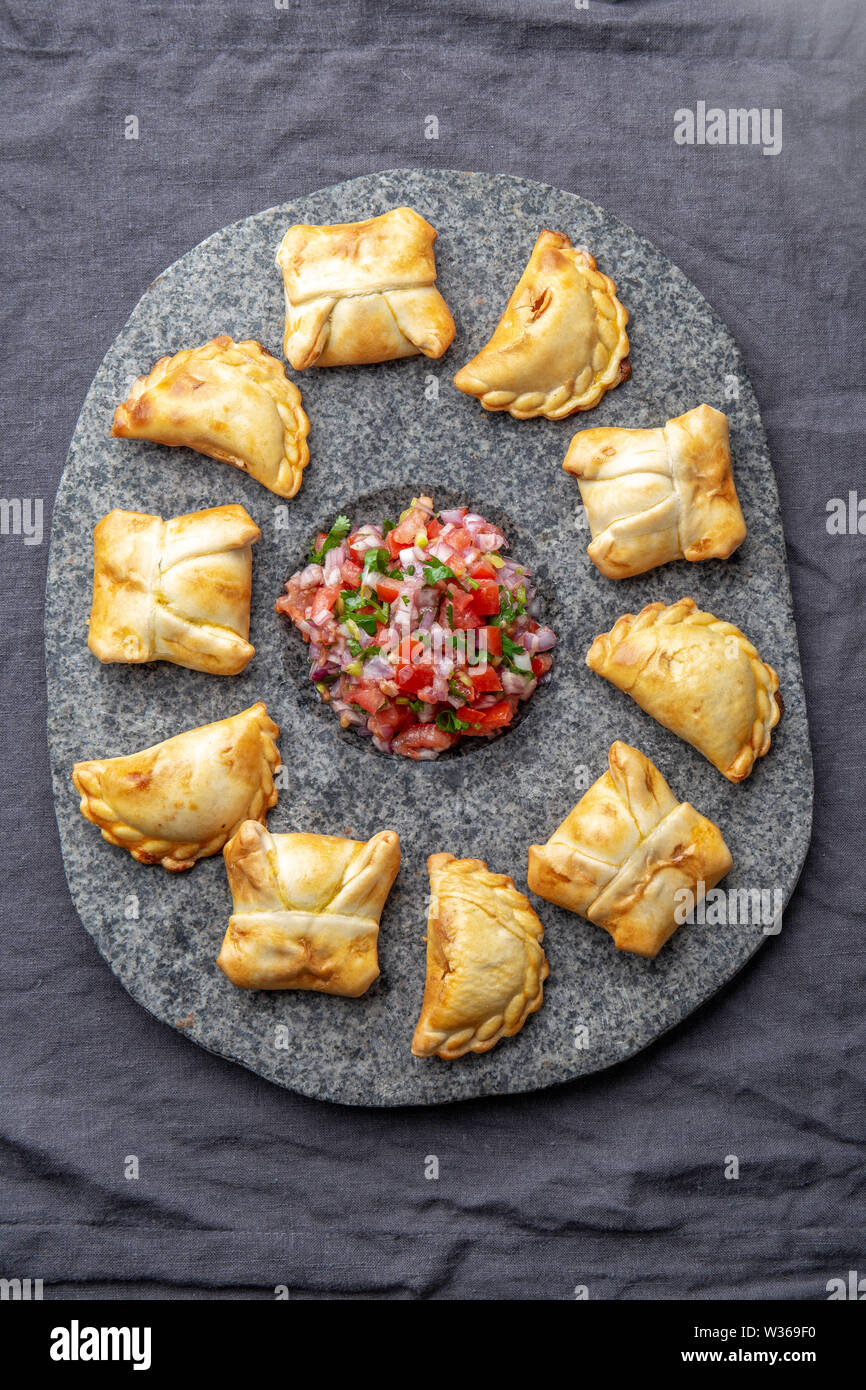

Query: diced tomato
[531,653,553,678]
[310,583,341,624]
[392,723,458,758]
[482,625,502,656]
[425,518,442,540]
[469,558,497,580]
[341,560,362,588]
[388,498,434,549]
[346,535,367,566]
[348,681,387,714]
[275,574,316,628]
[471,578,501,616]
[368,705,412,741]
[447,584,481,629]
[447,528,474,553]
[470,666,502,694]
[461,699,515,732]
[375,577,402,604]
[396,662,432,695]
[450,608,480,631]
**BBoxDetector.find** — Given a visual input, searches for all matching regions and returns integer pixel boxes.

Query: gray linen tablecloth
[1,0,863,1298]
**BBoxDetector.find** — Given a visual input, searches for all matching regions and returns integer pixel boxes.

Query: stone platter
[45,169,813,1106]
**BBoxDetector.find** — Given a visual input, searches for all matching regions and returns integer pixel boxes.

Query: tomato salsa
[275,496,557,759]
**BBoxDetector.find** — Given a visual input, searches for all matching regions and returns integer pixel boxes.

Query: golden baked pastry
[411,853,548,1060]
[563,404,747,578]
[587,599,781,783]
[453,230,630,419]
[111,336,310,497]
[218,823,400,995]
[72,703,280,871]
[87,504,259,675]
[275,206,456,369]
[528,742,732,957]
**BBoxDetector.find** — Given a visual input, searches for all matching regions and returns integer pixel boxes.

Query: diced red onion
[532,626,557,652]
[501,670,538,698]
[498,568,524,591]
[439,508,466,525]
[476,532,504,552]
[364,655,392,680]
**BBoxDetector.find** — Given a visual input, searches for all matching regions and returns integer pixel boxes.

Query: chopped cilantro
[490,586,527,627]
[435,709,471,733]
[360,547,391,580]
[422,560,457,586]
[310,514,350,564]
[341,589,389,636]
[501,633,532,672]
[347,639,382,660]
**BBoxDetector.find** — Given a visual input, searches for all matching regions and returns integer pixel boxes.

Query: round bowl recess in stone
[46,169,813,1106]
[276,482,561,762]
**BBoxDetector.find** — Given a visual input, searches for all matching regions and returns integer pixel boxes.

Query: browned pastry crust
[453,230,630,419]
[586,598,781,783]
[563,404,747,578]
[218,823,401,996]
[87,504,259,675]
[411,852,548,1060]
[528,742,733,957]
[276,206,456,369]
[112,336,310,498]
[72,703,280,871]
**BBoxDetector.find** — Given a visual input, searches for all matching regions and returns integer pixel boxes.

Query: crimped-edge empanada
[88,504,259,675]
[587,598,781,783]
[72,703,280,871]
[411,853,548,1060]
[453,230,630,420]
[112,336,310,498]
[276,206,456,369]
[563,404,747,578]
[528,742,732,957]
[218,822,400,996]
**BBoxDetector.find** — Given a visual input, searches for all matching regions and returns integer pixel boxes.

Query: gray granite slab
[45,169,813,1106]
